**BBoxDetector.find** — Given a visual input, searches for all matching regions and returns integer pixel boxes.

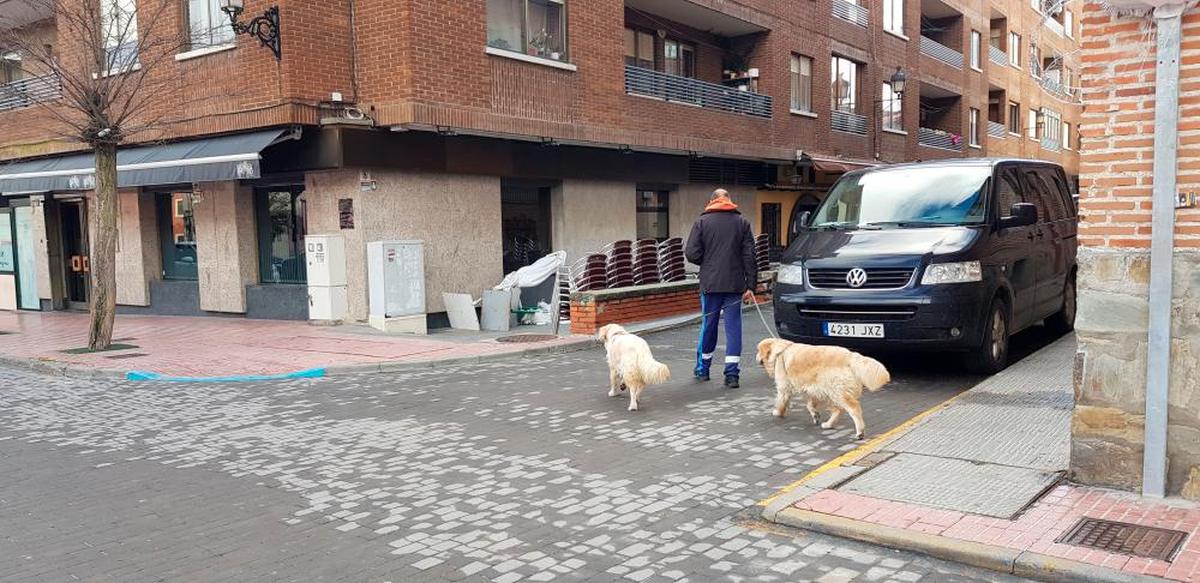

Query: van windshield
[811,165,991,229]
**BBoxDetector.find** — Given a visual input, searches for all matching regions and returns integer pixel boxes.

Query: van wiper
[862,220,949,228]
[812,221,881,230]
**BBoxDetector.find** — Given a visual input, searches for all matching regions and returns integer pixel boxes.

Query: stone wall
[1072,247,1200,498]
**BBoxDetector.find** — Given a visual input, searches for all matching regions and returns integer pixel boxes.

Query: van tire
[1045,277,1076,335]
[967,298,1010,374]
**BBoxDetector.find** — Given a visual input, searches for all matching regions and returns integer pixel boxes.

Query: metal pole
[1143,5,1183,498]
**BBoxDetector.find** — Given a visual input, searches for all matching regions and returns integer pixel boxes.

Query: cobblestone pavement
[0,324,1038,582]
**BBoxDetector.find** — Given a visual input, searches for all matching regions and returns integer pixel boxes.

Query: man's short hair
[711,188,729,200]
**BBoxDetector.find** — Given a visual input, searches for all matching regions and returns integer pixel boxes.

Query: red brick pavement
[0,311,584,378]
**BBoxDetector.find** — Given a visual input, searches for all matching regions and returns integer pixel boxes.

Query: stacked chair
[632,239,662,286]
[658,237,687,283]
[572,253,609,292]
[604,240,635,288]
[754,234,771,273]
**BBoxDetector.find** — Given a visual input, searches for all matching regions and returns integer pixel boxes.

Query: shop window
[156,192,199,280]
[487,0,568,62]
[255,187,307,284]
[636,190,669,241]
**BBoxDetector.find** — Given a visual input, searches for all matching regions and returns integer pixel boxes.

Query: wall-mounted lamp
[220,0,282,61]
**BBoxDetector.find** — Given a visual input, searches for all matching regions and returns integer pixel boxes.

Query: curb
[0,354,127,381]
[773,507,1162,583]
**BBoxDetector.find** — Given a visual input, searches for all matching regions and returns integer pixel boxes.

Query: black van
[773,158,1078,373]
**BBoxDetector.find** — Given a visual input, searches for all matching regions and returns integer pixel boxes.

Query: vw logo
[846,268,869,288]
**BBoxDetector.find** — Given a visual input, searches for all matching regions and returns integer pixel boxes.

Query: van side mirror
[799,211,811,229]
[1001,202,1038,229]
[789,211,811,239]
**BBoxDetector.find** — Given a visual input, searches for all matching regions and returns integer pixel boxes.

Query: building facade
[1073,4,1200,499]
[0,0,1081,325]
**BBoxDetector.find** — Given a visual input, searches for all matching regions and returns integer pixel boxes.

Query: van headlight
[776,264,805,285]
[921,261,982,285]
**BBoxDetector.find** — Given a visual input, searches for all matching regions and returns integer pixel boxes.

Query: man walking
[685,189,758,388]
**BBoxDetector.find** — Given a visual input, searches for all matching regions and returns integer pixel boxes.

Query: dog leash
[702,295,779,339]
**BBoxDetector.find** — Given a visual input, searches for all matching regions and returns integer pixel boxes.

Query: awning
[803,154,877,174]
[0,128,297,194]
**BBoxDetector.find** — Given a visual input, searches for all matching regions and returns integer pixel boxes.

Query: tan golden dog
[597,324,671,411]
[756,338,890,439]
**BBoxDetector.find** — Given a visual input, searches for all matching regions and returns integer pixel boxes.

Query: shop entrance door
[60,200,90,309]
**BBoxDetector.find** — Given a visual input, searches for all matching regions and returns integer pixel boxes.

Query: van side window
[1047,169,1076,218]
[996,168,1024,218]
[1021,169,1053,221]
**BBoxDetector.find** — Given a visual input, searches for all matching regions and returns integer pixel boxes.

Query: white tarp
[494,251,566,291]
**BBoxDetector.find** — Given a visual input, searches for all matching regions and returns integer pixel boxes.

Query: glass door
[14,205,40,310]
[60,200,90,309]
[254,186,307,284]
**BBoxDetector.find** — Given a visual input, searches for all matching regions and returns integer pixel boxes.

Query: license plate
[824,322,885,338]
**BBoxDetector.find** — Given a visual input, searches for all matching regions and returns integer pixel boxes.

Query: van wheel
[967,299,1009,374]
[1045,277,1076,335]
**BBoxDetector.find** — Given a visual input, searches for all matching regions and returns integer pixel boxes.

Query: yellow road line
[756,390,970,507]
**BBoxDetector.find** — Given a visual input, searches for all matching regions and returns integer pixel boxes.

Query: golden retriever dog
[756,338,890,440]
[596,324,671,411]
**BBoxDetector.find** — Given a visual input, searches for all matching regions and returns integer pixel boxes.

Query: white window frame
[1028,108,1039,140]
[969,108,981,147]
[1008,32,1021,68]
[101,0,140,75]
[186,0,235,51]
[486,0,570,64]
[884,0,905,37]
[790,54,814,114]
[1008,101,1021,135]
[970,30,982,70]
[1064,10,1074,39]
[882,82,904,132]
[1063,121,1072,150]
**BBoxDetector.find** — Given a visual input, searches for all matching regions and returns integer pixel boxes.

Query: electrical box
[307,285,348,321]
[367,240,427,334]
[305,234,346,287]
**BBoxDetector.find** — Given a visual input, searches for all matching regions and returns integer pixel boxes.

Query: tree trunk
[87,142,118,351]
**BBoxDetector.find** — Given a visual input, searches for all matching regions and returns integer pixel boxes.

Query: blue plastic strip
[125,368,326,382]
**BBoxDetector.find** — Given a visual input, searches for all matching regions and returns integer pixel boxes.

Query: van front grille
[807,268,915,290]
[797,305,917,321]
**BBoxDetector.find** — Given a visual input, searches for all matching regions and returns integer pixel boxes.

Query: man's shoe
[694,371,711,382]
[724,375,740,389]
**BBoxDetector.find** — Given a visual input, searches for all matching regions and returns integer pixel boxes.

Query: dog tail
[850,354,890,391]
[632,351,671,386]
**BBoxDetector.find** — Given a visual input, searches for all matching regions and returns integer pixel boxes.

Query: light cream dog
[756,338,890,439]
[596,324,671,411]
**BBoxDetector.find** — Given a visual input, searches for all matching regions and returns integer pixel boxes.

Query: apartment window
[1031,0,1042,13]
[187,0,235,49]
[970,30,982,70]
[663,39,695,78]
[790,54,813,113]
[487,0,568,62]
[1063,121,1072,150]
[882,82,903,131]
[255,187,307,285]
[969,108,981,147]
[156,192,198,281]
[1,53,22,84]
[636,190,670,241]
[1030,44,1042,77]
[1028,108,1039,140]
[884,0,904,35]
[831,56,859,112]
[1008,101,1020,134]
[1064,10,1074,38]
[1043,108,1062,143]
[624,28,654,69]
[1008,32,1021,67]
[101,0,139,72]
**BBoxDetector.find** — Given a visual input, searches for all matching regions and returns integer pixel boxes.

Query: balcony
[1041,136,1062,151]
[1046,17,1065,37]
[0,75,61,112]
[1040,77,1078,102]
[988,120,1006,139]
[921,36,963,69]
[831,109,868,135]
[919,127,963,151]
[989,44,1007,66]
[832,0,869,27]
[625,65,773,118]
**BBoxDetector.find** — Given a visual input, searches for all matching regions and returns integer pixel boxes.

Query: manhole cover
[496,334,559,343]
[1056,518,1188,561]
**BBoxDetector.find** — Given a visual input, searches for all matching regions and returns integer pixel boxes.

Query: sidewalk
[760,336,1200,583]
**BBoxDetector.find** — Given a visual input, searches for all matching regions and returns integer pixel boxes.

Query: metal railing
[989,44,1007,66]
[988,121,1006,139]
[1041,137,1062,151]
[624,65,773,118]
[921,36,964,69]
[0,75,61,111]
[1039,77,1078,102]
[919,127,963,151]
[832,0,870,27]
[831,109,868,135]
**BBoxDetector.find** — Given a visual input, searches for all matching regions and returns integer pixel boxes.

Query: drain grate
[496,334,559,344]
[1056,518,1188,562]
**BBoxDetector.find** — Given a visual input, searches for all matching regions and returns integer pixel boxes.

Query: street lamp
[220,0,282,61]
[874,67,907,160]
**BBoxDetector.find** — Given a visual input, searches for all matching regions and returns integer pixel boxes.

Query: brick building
[1073,2,1200,499]
[0,0,1081,325]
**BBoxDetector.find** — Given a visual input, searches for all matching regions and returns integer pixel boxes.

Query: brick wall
[570,283,700,335]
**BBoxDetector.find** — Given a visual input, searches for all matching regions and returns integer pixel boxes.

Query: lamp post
[873,67,907,160]
[220,0,282,61]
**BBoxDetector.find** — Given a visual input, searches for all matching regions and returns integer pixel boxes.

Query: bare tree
[1,0,216,350]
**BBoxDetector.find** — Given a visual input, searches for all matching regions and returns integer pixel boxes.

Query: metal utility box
[307,285,348,321]
[367,240,426,334]
[305,234,347,322]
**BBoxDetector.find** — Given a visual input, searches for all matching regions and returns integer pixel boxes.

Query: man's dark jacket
[684,197,757,294]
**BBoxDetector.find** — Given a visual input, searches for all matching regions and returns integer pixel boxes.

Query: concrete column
[550,179,637,263]
[194,182,258,313]
[114,190,160,306]
[30,196,64,306]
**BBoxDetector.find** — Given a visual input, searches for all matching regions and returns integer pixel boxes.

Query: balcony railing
[919,127,963,151]
[921,36,964,69]
[624,65,773,119]
[0,75,61,111]
[1041,137,1062,151]
[988,121,1006,139]
[1039,77,1079,102]
[832,0,870,27]
[989,44,1007,66]
[831,109,868,135]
